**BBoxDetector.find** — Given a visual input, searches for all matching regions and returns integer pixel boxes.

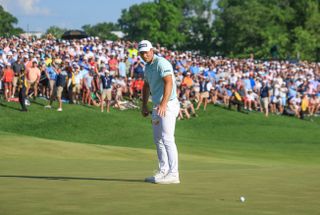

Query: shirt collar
[147,54,158,66]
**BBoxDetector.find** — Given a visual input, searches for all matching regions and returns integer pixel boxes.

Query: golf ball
[240,196,245,202]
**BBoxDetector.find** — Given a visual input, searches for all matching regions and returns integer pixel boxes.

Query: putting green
[1,133,319,215]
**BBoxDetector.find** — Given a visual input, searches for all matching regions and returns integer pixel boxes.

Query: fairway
[0,100,320,215]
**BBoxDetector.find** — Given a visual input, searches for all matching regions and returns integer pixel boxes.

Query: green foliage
[290,0,320,61]
[82,22,120,41]
[170,0,216,54]
[292,27,317,60]
[45,26,67,39]
[119,0,216,52]
[118,0,318,60]
[119,1,185,48]
[0,5,23,36]
[214,0,320,61]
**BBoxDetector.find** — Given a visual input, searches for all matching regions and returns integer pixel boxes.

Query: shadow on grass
[0,175,145,183]
[0,102,21,111]
[30,100,46,107]
[221,106,249,115]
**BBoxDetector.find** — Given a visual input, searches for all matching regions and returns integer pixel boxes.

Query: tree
[82,22,119,41]
[119,0,217,52]
[289,0,320,61]
[0,5,23,36]
[168,0,216,54]
[45,26,67,39]
[214,0,293,59]
[118,1,185,49]
[213,0,320,61]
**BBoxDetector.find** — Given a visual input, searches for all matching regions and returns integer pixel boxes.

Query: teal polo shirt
[144,55,177,105]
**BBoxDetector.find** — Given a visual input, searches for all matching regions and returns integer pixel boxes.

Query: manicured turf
[0,99,319,214]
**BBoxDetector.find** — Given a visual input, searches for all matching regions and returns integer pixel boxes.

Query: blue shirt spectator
[46,65,56,80]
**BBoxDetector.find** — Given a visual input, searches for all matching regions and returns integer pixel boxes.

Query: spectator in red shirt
[133,75,144,98]
[1,63,14,100]
[108,54,118,76]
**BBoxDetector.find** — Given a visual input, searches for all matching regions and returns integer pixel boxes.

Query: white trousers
[152,99,180,174]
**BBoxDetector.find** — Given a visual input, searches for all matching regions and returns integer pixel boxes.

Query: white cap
[138,40,153,52]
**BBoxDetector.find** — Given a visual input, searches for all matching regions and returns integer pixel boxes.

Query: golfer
[139,40,180,184]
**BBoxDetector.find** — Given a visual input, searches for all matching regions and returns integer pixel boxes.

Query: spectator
[108,53,118,76]
[244,89,256,111]
[72,64,82,104]
[196,76,212,111]
[45,63,57,99]
[308,94,318,116]
[229,87,243,112]
[132,75,144,99]
[271,95,283,114]
[83,71,94,105]
[132,57,144,78]
[45,64,68,111]
[260,81,270,117]
[289,94,301,118]
[17,67,28,112]
[26,61,41,99]
[100,70,113,113]
[181,72,193,100]
[300,94,309,119]
[0,36,319,119]
[11,56,25,97]
[179,96,197,120]
[119,58,127,78]
[1,63,14,101]
[39,62,49,98]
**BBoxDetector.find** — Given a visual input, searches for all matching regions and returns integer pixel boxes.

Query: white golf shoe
[155,173,180,184]
[145,171,167,183]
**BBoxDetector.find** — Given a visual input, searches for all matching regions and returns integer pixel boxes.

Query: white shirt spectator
[280,86,288,98]
[247,92,255,101]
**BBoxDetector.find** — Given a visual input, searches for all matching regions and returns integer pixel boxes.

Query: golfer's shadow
[0,175,144,183]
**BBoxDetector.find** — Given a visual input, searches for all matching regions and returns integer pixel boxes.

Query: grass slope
[0,100,320,214]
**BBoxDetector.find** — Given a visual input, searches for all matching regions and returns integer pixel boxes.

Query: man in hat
[100,69,113,113]
[140,40,180,184]
[12,55,25,97]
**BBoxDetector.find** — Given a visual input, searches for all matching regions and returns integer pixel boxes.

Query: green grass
[0,99,320,215]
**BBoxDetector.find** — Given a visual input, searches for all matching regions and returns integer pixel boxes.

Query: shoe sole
[155,180,180,184]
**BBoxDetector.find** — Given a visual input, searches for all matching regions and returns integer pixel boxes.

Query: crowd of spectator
[0,36,319,119]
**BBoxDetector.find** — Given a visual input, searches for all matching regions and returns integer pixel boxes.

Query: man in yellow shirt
[300,94,309,120]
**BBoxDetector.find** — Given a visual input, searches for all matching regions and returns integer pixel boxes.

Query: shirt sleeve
[159,59,173,78]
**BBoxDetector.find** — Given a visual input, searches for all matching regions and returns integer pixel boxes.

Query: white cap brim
[139,47,152,52]
[138,40,153,52]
